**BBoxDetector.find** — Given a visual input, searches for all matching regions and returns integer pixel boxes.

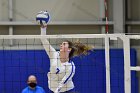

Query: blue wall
[0,49,138,93]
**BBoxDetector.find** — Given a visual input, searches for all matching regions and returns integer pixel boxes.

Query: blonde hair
[65,40,93,58]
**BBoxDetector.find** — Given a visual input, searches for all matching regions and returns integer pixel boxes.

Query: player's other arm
[55,63,75,93]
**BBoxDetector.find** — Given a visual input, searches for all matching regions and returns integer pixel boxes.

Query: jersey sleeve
[40,27,58,65]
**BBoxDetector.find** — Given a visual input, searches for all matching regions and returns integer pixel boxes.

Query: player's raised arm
[36,11,58,63]
[40,26,57,59]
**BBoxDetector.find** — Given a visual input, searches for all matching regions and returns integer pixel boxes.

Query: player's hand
[41,24,47,28]
[54,91,59,93]
[54,88,60,93]
[54,92,59,93]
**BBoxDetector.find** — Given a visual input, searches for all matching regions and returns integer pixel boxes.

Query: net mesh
[0,34,138,93]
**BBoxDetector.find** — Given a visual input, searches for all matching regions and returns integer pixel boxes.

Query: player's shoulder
[68,60,74,64]
[36,86,45,91]
[36,86,43,89]
[66,60,75,66]
[21,87,28,93]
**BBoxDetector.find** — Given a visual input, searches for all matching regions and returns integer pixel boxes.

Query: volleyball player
[40,25,91,93]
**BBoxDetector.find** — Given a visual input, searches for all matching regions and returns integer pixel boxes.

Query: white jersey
[41,27,75,92]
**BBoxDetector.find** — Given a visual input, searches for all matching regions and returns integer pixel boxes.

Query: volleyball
[36,11,50,26]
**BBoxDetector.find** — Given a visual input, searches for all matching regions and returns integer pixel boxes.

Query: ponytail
[65,40,93,58]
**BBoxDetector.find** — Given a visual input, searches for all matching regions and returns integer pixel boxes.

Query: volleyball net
[0,34,139,93]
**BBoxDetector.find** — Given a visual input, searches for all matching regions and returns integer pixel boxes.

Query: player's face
[60,42,70,52]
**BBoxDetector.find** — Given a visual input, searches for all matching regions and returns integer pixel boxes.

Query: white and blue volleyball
[36,11,50,26]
